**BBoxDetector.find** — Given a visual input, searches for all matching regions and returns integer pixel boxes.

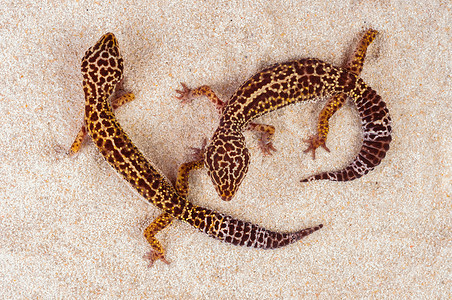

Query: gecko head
[205,129,250,201]
[81,33,124,98]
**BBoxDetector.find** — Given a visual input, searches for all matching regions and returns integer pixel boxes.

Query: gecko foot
[189,138,208,161]
[258,133,277,156]
[143,250,170,268]
[175,82,194,105]
[303,135,330,160]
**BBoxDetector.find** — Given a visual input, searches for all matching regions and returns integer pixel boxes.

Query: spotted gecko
[69,33,323,266]
[175,29,392,201]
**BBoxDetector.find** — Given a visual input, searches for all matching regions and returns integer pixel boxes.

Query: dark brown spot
[102,119,111,128]
[151,180,160,191]
[309,75,321,85]
[172,205,182,215]
[113,150,124,163]
[316,64,326,75]
[106,76,115,84]
[113,137,125,148]
[88,50,101,63]
[96,139,104,148]
[147,188,156,198]
[98,58,108,67]
[90,112,98,122]
[109,57,116,68]
[104,139,114,151]
[100,68,108,77]
[107,127,115,135]
[89,71,98,83]
[338,72,348,86]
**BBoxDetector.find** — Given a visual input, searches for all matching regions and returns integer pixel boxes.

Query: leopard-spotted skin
[178,29,392,201]
[73,33,323,265]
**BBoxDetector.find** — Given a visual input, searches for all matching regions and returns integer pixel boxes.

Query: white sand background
[0,0,450,298]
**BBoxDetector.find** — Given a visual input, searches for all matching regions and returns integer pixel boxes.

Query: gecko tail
[300,137,391,182]
[186,205,324,250]
[302,85,392,183]
[285,223,324,247]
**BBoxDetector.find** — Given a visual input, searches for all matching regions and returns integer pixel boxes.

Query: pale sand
[0,0,450,298]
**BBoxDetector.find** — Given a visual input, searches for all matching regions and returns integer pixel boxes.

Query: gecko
[69,33,323,266]
[175,29,392,201]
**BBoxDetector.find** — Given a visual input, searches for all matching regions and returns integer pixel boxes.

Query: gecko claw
[175,82,194,104]
[189,138,208,161]
[143,250,170,268]
[303,135,330,160]
[259,138,277,156]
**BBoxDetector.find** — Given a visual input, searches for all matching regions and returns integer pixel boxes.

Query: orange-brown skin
[176,29,391,201]
[70,33,323,266]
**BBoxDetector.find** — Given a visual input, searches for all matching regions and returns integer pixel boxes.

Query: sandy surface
[0,0,450,298]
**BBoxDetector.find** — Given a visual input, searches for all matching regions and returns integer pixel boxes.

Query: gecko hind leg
[175,160,205,198]
[143,212,174,267]
[175,139,207,198]
[303,29,378,159]
[303,93,345,159]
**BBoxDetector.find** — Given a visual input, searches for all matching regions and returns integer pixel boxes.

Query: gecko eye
[205,130,250,201]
